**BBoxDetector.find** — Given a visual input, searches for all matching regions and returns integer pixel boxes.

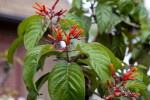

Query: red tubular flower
[32,6,41,11]
[107,79,112,88]
[110,64,114,76]
[35,2,43,10]
[124,67,137,80]
[60,9,68,15]
[42,3,48,14]
[74,29,84,38]
[128,78,136,80]
[52,25,58,34]
[63,31,67,36]
[66,35,70,45]
[135,93,140,96]
[50,43,56,49]
[114,92,121,97]
[35,11,44,16]
[128,73,138,79]
[106,95,115,100]
[59,17,68,23]
[48,34,56,41]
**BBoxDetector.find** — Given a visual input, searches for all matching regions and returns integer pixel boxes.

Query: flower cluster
[106,64,140,100]
[33,0,67,23]
[48,24,84,52]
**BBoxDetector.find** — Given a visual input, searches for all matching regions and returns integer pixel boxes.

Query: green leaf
[111,34,126,60]
[140,30,150,42]
[99,44,123,71]
[132,4,148,20]
[17,15,43,37]
[105,14,122,33]
[96,4,112,33]
[119,0,134,15]
[72,0,82,9]
[77,43,111,85]
[27,72,50,100]
[48,61,85,100]
[69,39,85,58]
[23,45,57,93]
[24,19,50,50]
[7,36,24,66]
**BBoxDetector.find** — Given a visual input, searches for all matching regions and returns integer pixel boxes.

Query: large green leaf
[23,45,57,93]
[7,36,24,66]
[48,61,85,100]
[99,44,123,70]
[17,15,43,36]
[24,19,50,50]
[119,0,134,15]
[96,4,112,33]
[77,43,111,85]
[27,72,50,100]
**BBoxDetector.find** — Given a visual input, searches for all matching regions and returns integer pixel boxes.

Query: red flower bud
[110,64,114,76]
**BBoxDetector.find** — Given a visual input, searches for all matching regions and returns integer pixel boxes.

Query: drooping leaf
[96,4,112,33]
[119,0,134,15]
[27,72,50,100]
[17,15,43,36]
[24,19,50,50]
[23,45,45,93]
[23,45,57,93]
[111,34,126,60]
[77,43,111,85]
[7,36,24,66]
[48,61,85,100]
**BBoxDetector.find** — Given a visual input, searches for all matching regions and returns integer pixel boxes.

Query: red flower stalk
[110,64,114,76]
[52,0,59,10]
[107,79,112,88]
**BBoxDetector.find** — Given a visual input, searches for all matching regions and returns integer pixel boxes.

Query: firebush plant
[7,0,149,100]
